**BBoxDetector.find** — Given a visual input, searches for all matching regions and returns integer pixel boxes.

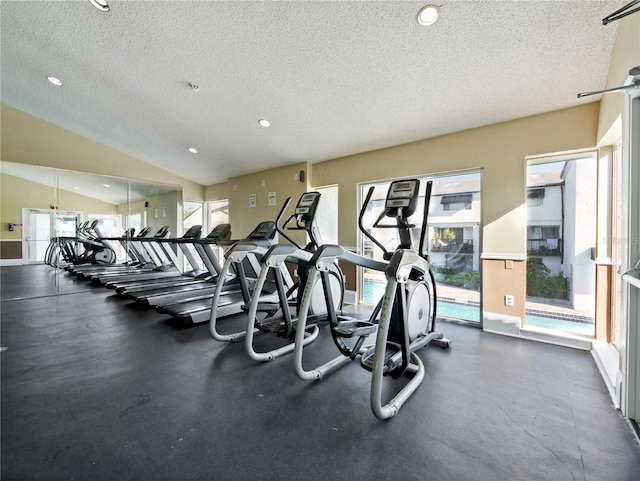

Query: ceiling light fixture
[188,147,198,154]
[417,5,441,26]
[258,119,271,128]
[46,76,63,86]
[89,0,110,12]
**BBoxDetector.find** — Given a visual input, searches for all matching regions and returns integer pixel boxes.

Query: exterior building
[526,159,597,313]
[526,170,564,275]
[427,179,481,273]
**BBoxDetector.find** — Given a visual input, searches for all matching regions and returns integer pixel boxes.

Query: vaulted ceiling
[1,1,621,186]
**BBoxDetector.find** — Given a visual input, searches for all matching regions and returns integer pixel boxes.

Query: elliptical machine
[293,178,451,420]
[241,192,344,361]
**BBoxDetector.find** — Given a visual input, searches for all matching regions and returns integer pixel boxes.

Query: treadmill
[156,221,289,325]
[87,226,172,284]
[95,225,198,286]
[69,227,149,278]
[125,224,239,307]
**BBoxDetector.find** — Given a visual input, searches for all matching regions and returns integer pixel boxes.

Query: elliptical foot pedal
[241,302,280,316]
[432,337,452,349]
[332,316,376,338]
[360,342,401,373]
[257,316,285,333]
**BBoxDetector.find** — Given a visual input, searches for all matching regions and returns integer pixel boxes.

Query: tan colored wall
[204,182,229,202]
[594,14,638,340]
[313,103,600,254]
[1,173,117,240]
[1,172,118,259]
[595,264,613,342]
[1,104,205,202]
[483,259,526,318]
[221,105,599,320]
[228,162,309,239]
[117,191,182,236]
[597,13,640,145]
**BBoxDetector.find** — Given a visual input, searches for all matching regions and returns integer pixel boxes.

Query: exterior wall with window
[526,172,564,275]
[429,181,480,272]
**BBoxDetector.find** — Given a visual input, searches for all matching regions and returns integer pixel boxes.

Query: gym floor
[2,265,640,481]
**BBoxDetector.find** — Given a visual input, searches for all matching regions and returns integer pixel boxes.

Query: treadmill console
[247,221,277,240]
[208,223,231,241]
[294,192,321,222]
[386,179,420,218]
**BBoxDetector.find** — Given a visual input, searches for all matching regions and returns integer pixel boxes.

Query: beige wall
[594,14,639,340]
[215,105,599,320]
[597,13,640,146]
[204,182,229,202]
[484,259,526,318]
[0,104,205,202]
[312,103,600,253]
[228,162,309,239]
[1,173,117,240]
[118,191,182,237]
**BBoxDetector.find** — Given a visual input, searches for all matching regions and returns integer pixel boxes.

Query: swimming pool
[362,280,594,335]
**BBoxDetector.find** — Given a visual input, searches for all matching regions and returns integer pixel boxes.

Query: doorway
[525,156,597,336]
[22,208,81,264]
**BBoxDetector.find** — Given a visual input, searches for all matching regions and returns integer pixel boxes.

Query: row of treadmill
[58,178,451,419]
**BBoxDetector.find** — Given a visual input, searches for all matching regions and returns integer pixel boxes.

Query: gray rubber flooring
[1,264,639,480]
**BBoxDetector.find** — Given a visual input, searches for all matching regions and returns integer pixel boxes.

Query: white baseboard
[483,311,593,350]
[591,341,621,408]
[483,312,521,336]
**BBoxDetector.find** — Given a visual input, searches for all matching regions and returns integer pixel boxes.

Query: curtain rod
[602,0,640,25]
[577,66,640,98]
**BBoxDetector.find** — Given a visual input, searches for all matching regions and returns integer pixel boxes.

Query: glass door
[525,156,597,335]
[23,208,81,263]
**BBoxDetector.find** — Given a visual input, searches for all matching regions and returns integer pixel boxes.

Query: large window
[208,200,229,231]
[359,171,481,324]
[525,157,596,335]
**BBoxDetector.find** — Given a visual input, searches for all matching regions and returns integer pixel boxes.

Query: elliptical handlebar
[359,186,389,258]
[274,197,299,248]
[418,180,433,259]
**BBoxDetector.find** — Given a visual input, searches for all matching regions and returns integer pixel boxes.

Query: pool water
[362,280,594,336]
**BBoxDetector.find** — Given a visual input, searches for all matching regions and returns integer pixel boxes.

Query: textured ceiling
[1,0,621,186]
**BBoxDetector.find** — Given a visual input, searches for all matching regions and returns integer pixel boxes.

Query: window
[441,193,472,211]
[527,188,545,206]
[527,225,561,256]
[359,171,481,324]
[208,200,229,230]
[526,157,596,336]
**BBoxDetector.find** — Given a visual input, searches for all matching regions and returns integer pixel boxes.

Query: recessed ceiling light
[47,76,63,86]
[188,147,198,154]
[258,119,271,128]
[103,183,110,188]
[417,5,440,26]
[74,187,80,190]
[89,0,110,12]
